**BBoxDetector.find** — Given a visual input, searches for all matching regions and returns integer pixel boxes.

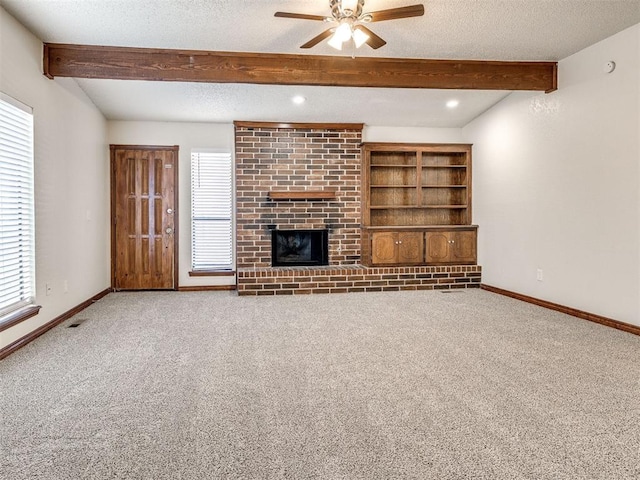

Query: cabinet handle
[398,241,402,244]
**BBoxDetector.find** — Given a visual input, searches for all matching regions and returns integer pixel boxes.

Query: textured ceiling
[2,0,639,127]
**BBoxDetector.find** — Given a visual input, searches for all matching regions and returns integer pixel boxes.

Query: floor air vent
[67,318,88,328]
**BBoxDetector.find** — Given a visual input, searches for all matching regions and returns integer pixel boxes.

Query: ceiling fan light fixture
[276,1,425,51]
[328,32,344,50]
[336,22,353,41]
[328,22,352,50]
[352,28,369,48]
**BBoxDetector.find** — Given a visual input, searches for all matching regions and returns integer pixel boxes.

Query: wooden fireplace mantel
[268,190,337,200]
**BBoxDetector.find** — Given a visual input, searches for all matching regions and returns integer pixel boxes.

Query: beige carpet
[1,289,639,479]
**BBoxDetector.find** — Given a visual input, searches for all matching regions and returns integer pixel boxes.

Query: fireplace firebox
[272,229,329,267]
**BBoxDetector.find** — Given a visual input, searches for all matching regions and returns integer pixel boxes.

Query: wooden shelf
[369,205,423,209]
[371,164,417,168]
[371,185,417,188]
[423,165,467,169]
[365,225,478,231]
[268,190,337,200]
[370,205,468,209]
[423,205,468,209]
[370,185,467,188]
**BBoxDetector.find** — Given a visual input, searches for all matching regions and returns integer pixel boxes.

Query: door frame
[109,144,180,290]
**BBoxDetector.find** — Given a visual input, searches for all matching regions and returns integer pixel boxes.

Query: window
[190,150,233,271]
[0,93,37,325]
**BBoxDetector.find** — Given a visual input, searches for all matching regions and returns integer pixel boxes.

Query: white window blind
[0,93,35,318]
[191,150,233,270]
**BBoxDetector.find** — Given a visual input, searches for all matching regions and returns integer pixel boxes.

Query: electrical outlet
[46,283,52,296]
[536,269,544,281]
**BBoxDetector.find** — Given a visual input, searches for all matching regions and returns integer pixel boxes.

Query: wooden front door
[111,145,178,290]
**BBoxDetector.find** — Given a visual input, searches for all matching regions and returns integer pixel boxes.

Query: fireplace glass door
[272,229,328,267]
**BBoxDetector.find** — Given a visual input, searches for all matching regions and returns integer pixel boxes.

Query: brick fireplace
[235,122,362,269]
[234,122,481,295]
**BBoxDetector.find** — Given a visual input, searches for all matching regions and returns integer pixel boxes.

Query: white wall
[107,121,235,288]
[0,7,110,350]
[363,126,463,144]
[464,24,640,325]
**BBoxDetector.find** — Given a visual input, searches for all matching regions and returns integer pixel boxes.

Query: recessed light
[446,99,460,109]
[292,95,306,105]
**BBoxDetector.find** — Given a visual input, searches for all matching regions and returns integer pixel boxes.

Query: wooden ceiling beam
[43,43,557,92]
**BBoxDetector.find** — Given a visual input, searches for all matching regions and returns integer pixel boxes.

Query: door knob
[165,227,173,234]
[166,208,173,215]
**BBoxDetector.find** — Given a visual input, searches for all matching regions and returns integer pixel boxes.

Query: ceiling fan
[275,0,425,51]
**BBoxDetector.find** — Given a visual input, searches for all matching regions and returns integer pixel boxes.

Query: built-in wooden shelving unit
[361,143,477,266]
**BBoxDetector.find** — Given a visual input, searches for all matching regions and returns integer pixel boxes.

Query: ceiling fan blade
[367,4,425,22]
[354,25,387,49]
[300,29,335,49]
[274,12,327,21]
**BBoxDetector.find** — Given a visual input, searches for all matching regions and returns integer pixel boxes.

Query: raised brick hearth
[234,122,482,295]
[238,265,481,295]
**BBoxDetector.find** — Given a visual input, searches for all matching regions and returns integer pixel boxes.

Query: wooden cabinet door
[368,228,477,265]
[425,232,450,263]
[397,232,423,264]
[451,231,477,263]
[371,232,397,264]
[372,231,424,265]
[426,230,477,264]
[111,146,178,290]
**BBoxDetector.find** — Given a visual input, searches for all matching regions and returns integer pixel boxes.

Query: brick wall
[235,124,362,269]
